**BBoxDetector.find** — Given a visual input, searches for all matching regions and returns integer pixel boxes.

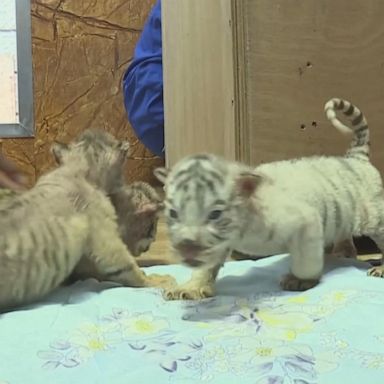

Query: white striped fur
[155,98,384,300]
[324,97,370,159]
[0,130,174,312]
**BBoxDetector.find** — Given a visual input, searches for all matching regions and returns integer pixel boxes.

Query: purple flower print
[128,338,203,373]
[102,308,128,322]
[254,352,316,384]
[37,340,80,369]
[225,307,262,332]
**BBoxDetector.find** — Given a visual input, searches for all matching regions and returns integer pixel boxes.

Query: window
[0,0,34,137]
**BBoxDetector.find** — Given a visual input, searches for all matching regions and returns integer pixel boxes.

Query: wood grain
[0,0,163,186]
[242,0,384,174]
[162,0,237,167]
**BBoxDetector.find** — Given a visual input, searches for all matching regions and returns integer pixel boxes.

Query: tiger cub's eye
[169,209,178,219]
[208,210,223,221]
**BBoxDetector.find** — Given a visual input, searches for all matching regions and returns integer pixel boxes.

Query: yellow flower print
[255,347,273,357]
[71,323,116,348]
[284,330,297,341]
[332,291,347,302]
[248,339,314,365]
[64,323,117,364]
[321,332,349,354]
[133,318,159,333]
[257,310,314,334]
[206,304,314,342]
[121,313,168,337]
[362,356,384,369]
[287,295,309,304]
[194,322,215,330]
[321,290,356,306]
[86,337,108,351]
[278,290,356,319]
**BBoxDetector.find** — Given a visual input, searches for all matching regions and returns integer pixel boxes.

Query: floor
[137,218,383,267]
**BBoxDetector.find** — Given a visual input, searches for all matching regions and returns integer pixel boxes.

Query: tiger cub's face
[154,154,260,269]
[111,182,163,257]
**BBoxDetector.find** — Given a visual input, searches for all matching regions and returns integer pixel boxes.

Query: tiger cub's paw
[163,282,215,301]
[367,266,384,278]
[280,273,319,291]
[144,274,177,290]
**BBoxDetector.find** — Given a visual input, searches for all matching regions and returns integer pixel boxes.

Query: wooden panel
[242,0,384,175]
[0,0,162,187]
[162,0,236,167]
[232,0,250,164]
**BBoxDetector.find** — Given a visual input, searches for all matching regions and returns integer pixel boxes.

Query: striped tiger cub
[68,181,165,282]
[0,129,175,312]
[1,181,165,285]
[154,98,384,300]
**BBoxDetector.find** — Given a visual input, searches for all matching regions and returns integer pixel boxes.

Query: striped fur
[155,98,384,300]
[0,130,174,312]
[111,181,162,257]
[324,97,370,159]
[68,181,164,282]
[1,181,165,285]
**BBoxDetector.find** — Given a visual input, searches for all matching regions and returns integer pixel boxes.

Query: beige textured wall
[0,0,162,186]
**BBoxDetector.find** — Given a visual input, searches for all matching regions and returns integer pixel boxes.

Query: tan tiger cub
[0,129,175,312]
[0,182,167,284]
[68,181,166,282]
[154,98,384,300]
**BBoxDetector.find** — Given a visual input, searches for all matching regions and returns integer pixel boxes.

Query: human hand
[0,153,27,191]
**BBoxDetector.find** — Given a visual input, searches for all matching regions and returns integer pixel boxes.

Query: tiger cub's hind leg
[280,215,324,292]
[330,238,357,259]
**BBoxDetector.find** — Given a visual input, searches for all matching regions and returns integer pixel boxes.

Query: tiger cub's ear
[118,141,130,158]
[51,142,69,164]
[235,172,263,198]
[135,202,163,216]
[153,167,169,184]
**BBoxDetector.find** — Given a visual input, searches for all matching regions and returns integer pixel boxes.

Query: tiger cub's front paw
[163,282,215,301]
[367,266,384,278]
[144,274,177,290]
[280,273,319,291]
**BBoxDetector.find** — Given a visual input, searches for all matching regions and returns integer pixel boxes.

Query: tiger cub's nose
[175,239,206,257]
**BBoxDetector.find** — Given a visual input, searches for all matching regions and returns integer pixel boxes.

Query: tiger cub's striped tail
[324,98,370,159]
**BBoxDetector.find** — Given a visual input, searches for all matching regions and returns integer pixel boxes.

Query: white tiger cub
[0,129,175,312]
[154,98,384,300]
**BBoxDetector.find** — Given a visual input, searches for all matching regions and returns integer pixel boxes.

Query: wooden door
[162,0,237,167]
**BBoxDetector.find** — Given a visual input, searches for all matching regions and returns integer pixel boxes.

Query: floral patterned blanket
[0,254,383,384]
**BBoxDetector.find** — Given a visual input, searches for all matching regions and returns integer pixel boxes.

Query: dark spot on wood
[311,121,317,127]
[300,124,306,130]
